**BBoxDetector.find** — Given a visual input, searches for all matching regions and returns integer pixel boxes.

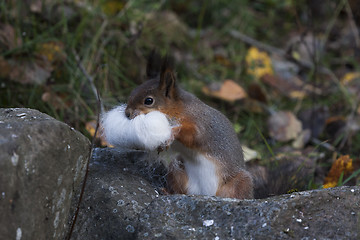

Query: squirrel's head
[125,51,181,119]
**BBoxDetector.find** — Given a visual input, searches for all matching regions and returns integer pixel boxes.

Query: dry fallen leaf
[0,25,63,85]
[85,120,111,147]
[248,83,267,103]
[292,129,311,149]
[41,87,72,110]
[261,74,321,100]
[341,72,360,85]
[101,0,125,16]
[267,111,302,142]
[7,56,53,84]
[202,80,247,102]
[0,56,10,78]
[0,23,22,51]
[242,145,260,162]
[29,0,42,13]
[323,155,354,188]
[36,41,66,65]
[214,54,232,67]
[341,72,360,102]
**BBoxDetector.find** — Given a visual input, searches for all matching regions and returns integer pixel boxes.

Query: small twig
[344,0,360,48]
[73,49,104,113]
[66,52,105,239]
[116,0,135,19]
[66,87,102,240]
[322,0,347,48]
[229,30,285,55]
[339,95,360,149]
[311,138,338,153]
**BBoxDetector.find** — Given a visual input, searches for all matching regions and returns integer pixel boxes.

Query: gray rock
[71,148,167,240]
[139,187,360,239]
[71,147,360,240]
[0,108,90,240]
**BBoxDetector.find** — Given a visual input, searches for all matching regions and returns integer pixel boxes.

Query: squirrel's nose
[125,108,132,119]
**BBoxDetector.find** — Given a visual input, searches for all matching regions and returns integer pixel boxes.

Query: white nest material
[101,105,177,151]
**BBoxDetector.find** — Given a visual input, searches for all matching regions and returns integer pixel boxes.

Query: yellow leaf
[289,90,306,99]
[291,51,301,61]
[341,72,360,85]
[37,41,66,63]
[101,0,124,16]
[323,182,337,189]
[323,155,354,188]
[86,120,112,147]
[245,46,273,79]
[214,55,232,67]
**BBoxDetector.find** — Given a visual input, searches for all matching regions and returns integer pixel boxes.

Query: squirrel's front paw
[157,140,172,154]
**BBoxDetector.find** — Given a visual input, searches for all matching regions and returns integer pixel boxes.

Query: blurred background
[1,0,359,190]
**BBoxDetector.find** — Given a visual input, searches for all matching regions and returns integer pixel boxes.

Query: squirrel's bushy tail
[246,156,316,199]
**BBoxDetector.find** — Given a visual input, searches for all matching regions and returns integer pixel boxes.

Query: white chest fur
[171,141,219,196]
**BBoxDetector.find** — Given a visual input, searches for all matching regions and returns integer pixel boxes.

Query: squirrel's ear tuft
[146,49,162,79]
[159,55,178,99]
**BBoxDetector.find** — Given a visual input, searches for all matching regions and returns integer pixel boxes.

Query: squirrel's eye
[144,97,154,105]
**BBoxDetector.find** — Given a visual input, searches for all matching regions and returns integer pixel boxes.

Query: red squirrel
[124,52,254,199]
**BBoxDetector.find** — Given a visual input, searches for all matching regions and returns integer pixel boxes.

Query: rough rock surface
[139,188,360,239]
[0,108,90,240]
[73,147,359,240]
[71,148,167,240]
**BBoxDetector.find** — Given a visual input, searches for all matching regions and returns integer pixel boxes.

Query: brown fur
[175,120,198,149]
[216,170,254,199]
[166,157,188,194]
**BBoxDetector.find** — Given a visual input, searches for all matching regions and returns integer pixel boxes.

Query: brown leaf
[41,86,73,110]
[267,111,302,142]
[29,0,42,13]
[202,80,247,102]
[41,91,64,110]
[248,83,267,103]
[0,23,22,51]
[262,74,321,99]
[0,57,11,78]
[7,56,53,84]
